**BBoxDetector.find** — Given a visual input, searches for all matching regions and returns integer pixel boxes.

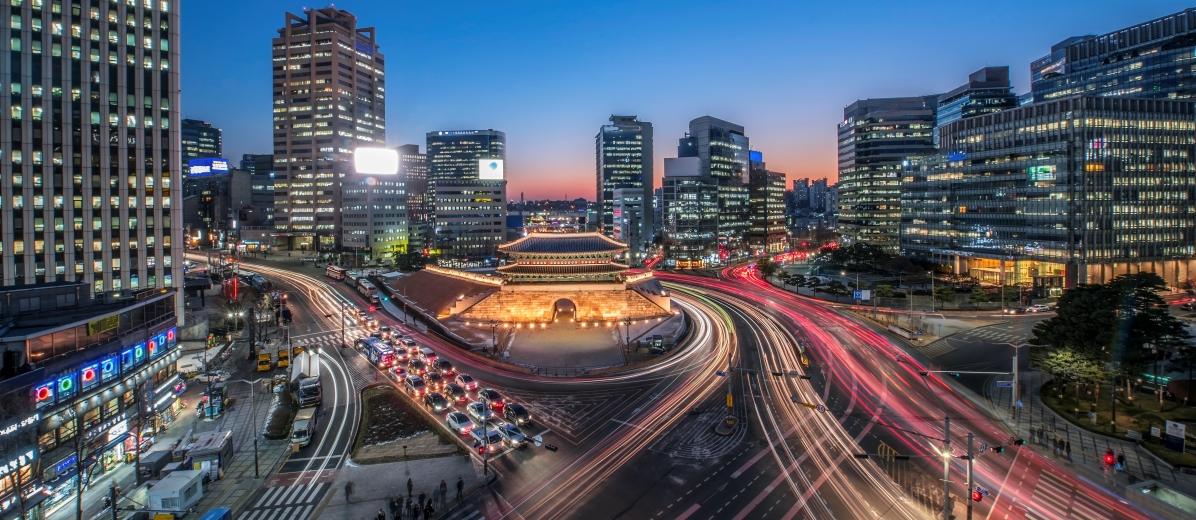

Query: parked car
[479,388,505,412]
[424,372,445,391]
[423,392,450,413]
[496,423,526,448]
[443,383,469,404]
[455,374,478,391]
[469,427,503,453]
[407,359,428,376]
[1027,304,1051,313]
[388,366,408,382]
[404,376,426,396]
[445,411,473,434]
[503,403,531,426]
[466,402,495,424]
[417,347,438,363]
[432,359,454,376]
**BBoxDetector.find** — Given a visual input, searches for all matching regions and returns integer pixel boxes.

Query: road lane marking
[730,428,796,478]
[674,503,700,520]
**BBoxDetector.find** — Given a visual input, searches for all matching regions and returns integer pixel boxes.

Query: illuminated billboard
[354,147,399,175]
[478,159,504,180]
[188,158,229,177]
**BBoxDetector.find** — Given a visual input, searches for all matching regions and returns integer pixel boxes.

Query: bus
[326,265,347,281]
[356,337,395,368]
[357,279,377,299]
[345,270,362,284]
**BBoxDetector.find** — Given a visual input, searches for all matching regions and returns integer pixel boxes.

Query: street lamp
[228,378,271,478]
[489,319,499,353]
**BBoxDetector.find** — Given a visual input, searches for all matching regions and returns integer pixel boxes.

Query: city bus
[326,265,347,281]
[356,337,395,368]
[356,279,377,299]
[345,270,362,285]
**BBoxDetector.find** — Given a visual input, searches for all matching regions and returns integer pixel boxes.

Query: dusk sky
[181,1,1191,200]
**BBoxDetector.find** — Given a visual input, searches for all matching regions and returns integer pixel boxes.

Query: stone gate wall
[458,289,670,322]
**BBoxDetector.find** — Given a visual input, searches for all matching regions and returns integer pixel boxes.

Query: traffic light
[971,490,983,502]
[369,306,376,312]
[1104,450,1115,466]
[1014,439,1026,446]
[991,446,1005,453]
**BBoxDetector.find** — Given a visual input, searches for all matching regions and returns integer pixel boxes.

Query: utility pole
[942,415,951,520]
[1013,351,1019,422]
[966,432,974,520]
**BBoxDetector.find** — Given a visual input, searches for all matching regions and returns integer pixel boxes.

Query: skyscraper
[0,0,183,316]
[596,115,653,261]
[240,154,275,226]
[397,144,428,252]
[181,118,222,165]
[272,8,386,251]
[1031,8,1196,102]
[679,116,750,259]
[792,178,810,209]
[809,178,829,213]
[748,154,787,254]
[934,67,1018,146]
[426,131,507,263]
[662,158,718,268]
[837,96,938,252]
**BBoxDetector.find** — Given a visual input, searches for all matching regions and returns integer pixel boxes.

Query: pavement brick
[313,455,488,519]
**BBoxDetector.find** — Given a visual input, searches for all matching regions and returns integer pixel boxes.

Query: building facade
[678,117,750,259]
[837,96,939,252]
[1031,8,1196,103]
[180,119,221,166]
[0,0,184,322]
[397,145,428,253]
[611,188,646,264]
[748,158,787,254]
[272,8,386,251]
[426,131,506,262]
[900,96,1196,295]
[596,115,653,261]
[239,154,275,227]
[340,173,407,262]
[934,67,1018,146]
[661,157,719,268]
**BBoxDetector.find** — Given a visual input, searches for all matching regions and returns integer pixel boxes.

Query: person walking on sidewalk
[407,477,413,498]
[1065,440,1072,460]
[405,496,413,518]
[419,491,426,509]
[411,500,421,520]
[377,509,386,520]
[345,481,354,502]
[457,477,464,501]
[424,502,434,518]
[439,480,448,506]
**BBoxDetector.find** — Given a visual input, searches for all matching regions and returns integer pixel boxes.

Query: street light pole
[229,379,264,478]
[966,432,974,520]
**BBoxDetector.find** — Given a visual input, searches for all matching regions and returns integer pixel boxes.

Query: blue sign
[853,290,863,300]
[947,152,967,162]
[188,158,229,177]
[354,40,374,56]
[749,151,763,162]
[996,381,1013,388]
[55,454,77,474]
[715,371,726,378]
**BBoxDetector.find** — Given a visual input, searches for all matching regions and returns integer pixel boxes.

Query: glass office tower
[679,116,750,260]
[596,115,653,261]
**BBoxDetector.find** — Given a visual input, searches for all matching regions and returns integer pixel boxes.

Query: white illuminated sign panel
[354,148,399,175]
[478,159,504,180]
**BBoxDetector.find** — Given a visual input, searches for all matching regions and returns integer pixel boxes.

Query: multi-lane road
[190,253,1157,519]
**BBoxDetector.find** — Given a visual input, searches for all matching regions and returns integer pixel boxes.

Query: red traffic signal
[1104,451,1115,465]
[369,306,376,312]
[971,490,983,502]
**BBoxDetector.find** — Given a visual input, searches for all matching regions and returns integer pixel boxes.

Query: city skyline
[181,0,1194,199]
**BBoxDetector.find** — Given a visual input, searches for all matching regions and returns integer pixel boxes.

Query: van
[298,377,322,408]
[292,408,318,448]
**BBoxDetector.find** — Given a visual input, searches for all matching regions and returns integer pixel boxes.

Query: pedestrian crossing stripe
[251,482,328,510]
[917,340,956,358]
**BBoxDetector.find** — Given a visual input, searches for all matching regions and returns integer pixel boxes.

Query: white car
[1027,304,1051,313]
[469,427,503,453]
[417,347,437,363]
[466,402,494,424]
[388,366,408,382]
[445,411,473,434]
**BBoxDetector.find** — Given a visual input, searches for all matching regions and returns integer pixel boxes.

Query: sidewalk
[313,454,487,519]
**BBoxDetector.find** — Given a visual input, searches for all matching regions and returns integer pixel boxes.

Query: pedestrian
[1065,440,1072,460]
[440,480,448,506]
[407,477,413,498]
[345,481,354,502]
[411,501,421,520]
[424,502,434,517]
[1117,451,1126,468]
[419,491,426,509]
[377,508,386,520]
[456,476,464,501]
[406,496,413,518]
[389,497,398,518]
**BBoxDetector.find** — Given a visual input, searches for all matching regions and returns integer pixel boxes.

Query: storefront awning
[154,393,178,413]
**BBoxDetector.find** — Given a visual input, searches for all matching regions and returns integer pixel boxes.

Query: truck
[277,347,290,369]
[292,408,318,448]
[257,352,272,372]
[297,376,322,408]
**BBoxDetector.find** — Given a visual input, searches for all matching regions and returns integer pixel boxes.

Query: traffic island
[262,390,295,440]
[714,415,738,436]
[351,384,462,464]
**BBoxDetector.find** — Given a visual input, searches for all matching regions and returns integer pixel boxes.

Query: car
[379,325,393,339]
[417,347,438,363]
[356,310,369,322]
[479,388,505,412]
[407,359,428,376]
[443,383,469,404]
[364,317,379,330]
[1181,303,1194,311]
[423,392,451,413]
[455,374,478,391]
[424,372,445,391]
[400,338,417,347]
[369,295,381,305]
[432,359,454,376]
[404,376,426,396]
[496,423,526,447]
[388,366,408,382]
[445,411,473,434]
[503,403,531,426]
[1003,307,1026,315]
[465,401,495,424]
[469,427,504,453]
[392,348,410,363]
[1027,304,1051,313]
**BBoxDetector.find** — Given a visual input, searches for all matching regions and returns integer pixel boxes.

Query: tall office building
[678,116,750,259]
[662,157,719,268]
[272,8,386,251]
[596,115,653,260]
[748,154,787,254]
[612,187,646,263]
[901,96,1196,295]
[240,154,275,226]
[0,0,183,315]
[340,173,407,261]
[809,178,829,213]
[1031,8,1196,102]
[426,130,507,262]
[934,67,1018,145]
[397,144,428,252]
[837,96,938,252]
[181,118,221,165]
[791,178,810,209]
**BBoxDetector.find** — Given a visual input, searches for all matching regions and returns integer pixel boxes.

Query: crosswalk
[440,503,485,520]
[916,339,956,358]
[1025,470,1106,519]
[240,483,329,520]
[958,327,1021,344]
